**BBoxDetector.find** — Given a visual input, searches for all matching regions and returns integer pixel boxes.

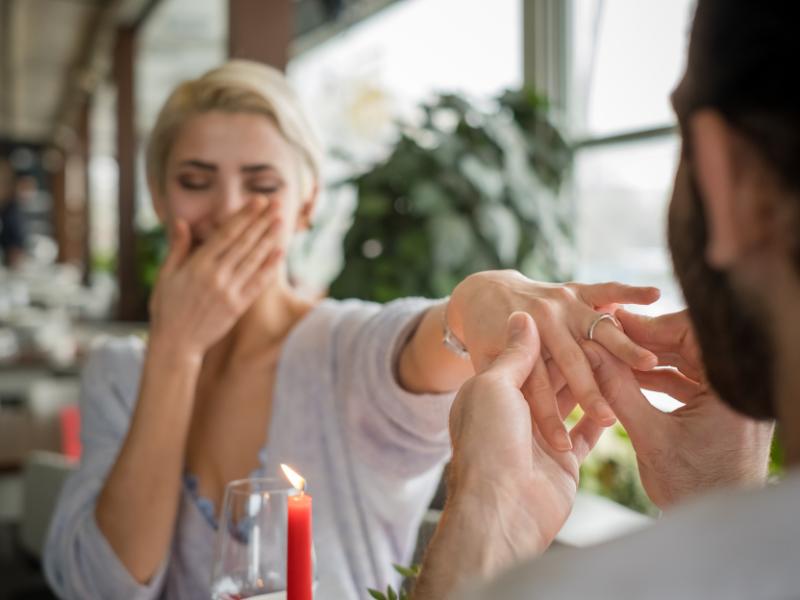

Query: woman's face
[155,111,313,253]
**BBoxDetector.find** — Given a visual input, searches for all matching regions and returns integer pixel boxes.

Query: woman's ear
[296,182,319,232]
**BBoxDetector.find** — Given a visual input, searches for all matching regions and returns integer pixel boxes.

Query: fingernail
[639,352,658,370]
[507,312,528,340]
[553,427,573,451]
[591,402,616,425]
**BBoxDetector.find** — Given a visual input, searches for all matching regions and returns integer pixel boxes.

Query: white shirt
[44,298,454,599]
[462,470,800,600]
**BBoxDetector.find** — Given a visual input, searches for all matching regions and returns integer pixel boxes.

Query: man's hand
[582,309,774,509]
[414,313,605,600]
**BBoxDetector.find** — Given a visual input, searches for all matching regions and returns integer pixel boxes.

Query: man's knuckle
[529,377,553,398]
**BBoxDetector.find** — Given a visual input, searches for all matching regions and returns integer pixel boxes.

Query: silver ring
[588,313,618,341]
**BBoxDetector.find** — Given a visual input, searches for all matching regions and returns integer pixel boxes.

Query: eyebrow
[241,164,277,174]
[179,160,216,171]
[178,160,277,174]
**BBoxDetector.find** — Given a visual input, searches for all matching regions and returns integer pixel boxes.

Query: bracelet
[441,298,470,359]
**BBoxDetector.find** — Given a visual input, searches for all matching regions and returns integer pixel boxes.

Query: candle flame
[281,463,306,492]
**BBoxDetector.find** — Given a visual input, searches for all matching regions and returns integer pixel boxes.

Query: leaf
[393,564,419,579]
[387,585,398,600]
[367,589,387,600]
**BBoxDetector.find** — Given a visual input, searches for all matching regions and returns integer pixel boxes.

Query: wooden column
[114,26,145,321]
[228,0,293,70]
[523,0,570,113]
[50,156,67,262]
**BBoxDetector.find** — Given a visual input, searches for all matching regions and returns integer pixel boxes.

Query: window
[569,0,696,314]
[287,0,523,291]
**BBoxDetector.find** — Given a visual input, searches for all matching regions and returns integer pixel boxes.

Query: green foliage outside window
[328,88,574,302]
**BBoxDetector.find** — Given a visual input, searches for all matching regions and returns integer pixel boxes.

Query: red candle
[282,464,313,600]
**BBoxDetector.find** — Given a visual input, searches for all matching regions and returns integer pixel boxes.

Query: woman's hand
[448,270,660,451]
[149,197,283,358]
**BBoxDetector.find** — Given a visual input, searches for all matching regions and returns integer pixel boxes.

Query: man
[414,0,800,598]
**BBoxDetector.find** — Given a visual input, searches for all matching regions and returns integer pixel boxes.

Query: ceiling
[0,0,157,145]
[0,0,403,148]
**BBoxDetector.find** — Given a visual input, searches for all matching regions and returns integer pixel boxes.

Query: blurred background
[0,0,701,596]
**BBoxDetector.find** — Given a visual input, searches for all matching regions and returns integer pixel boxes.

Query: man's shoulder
[470,475,800,600]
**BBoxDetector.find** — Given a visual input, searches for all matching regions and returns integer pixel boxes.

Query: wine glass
[210,477,294,600]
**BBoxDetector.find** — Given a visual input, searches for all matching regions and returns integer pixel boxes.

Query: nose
[212,180,249,224]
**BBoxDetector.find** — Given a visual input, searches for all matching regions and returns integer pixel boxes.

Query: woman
[44,61,659,599]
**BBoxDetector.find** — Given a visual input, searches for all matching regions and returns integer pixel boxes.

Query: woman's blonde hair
[146,60,322,198]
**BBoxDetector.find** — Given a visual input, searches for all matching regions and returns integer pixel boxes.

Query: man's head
[668,0,800,421]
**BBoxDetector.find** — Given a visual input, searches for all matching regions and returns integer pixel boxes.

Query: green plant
[367,564,421,600]
[769,431,785,477]
[329,88,574,303]
[578,421,658,516]
[137,224,168,293]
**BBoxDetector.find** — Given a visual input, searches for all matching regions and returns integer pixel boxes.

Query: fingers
[195,197,270,262]
[591,317,658,371]
[545,358,567,395]
[635,369,701,404]
[654,352,704,382]
[239,248,284,302]
[161,219,191,276]
[482,312,541,388]
[524,360,572,451]
[231,218,283,284]
[569,414,605,463]
[541,322,617,426]
[580,340,664,436]
[576,282,660,308]
[617,309,705,380]
[555,386,578,421]
[616,309,691,352]
[223,202,282,275]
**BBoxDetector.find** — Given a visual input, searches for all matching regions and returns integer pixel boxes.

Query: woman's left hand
[448,270,660,451]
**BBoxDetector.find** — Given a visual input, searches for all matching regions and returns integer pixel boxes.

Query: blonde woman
[44,61,659,599]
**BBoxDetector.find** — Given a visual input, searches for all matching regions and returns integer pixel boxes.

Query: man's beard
[668,164,776,420]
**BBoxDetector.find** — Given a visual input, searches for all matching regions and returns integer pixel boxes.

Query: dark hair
[683,0,800,271]
[688,0,800,191]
